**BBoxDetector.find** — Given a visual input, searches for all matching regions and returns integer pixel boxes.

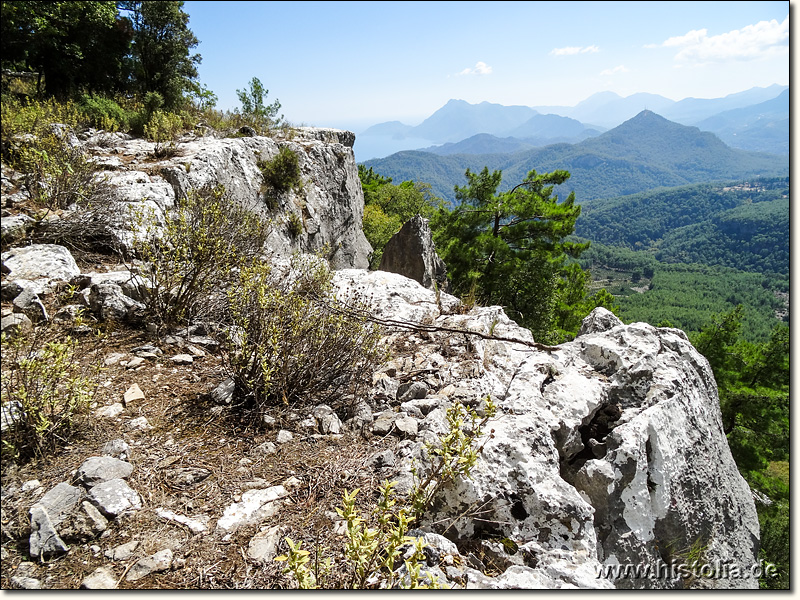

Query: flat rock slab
[75,456,134,487]
[216,485,288,536]
[87,478,142,518]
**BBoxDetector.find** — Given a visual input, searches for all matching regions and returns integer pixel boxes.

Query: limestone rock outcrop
[332,271,760,590]
[379,214,447,291]
[83,127,371,269]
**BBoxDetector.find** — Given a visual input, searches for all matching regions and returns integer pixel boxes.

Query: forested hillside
[575,177,789,276]
[363,111,789,205]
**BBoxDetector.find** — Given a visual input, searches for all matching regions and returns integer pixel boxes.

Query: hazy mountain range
[354,85,788,161]
[362,110,789,205]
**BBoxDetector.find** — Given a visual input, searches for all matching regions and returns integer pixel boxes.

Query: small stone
[123,383,145,406]
[21,479,42,493]
[247,525,282,564]
[186,344,206,357]
[100,439,130,460]
[394,416,418,438]
[11,576,43,589]
[126,357,146,369]
[126,416,151,430]
[95,403,124,418]
[170,354,194,365]
[397,381,429,403]
[210,378,235,404]
[81,566,117,589]
[155,508,208,535]
[105,540,140,561]
[276,430,293,444]
[104,352,126,366]
[126,548,174,582]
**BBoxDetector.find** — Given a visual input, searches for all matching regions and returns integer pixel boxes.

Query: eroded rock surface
[332,273,760,590]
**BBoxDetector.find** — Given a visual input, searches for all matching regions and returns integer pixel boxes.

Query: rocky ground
[1,126,762,590]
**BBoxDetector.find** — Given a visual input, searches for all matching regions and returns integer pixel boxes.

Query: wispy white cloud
[599,65,629,76]
[457,61,493,76]
[649,15,788,63]
[550,45,600,57]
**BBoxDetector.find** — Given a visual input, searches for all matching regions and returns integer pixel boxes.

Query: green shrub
[278,482,439,589]
[78,95,132,131]
[277,398,496,589]
[0,96,80,146]
[130,184,270,328]
[410,396,497,519]
[1,327,101,463]
[0,96,99,212]
[362,204,402,269]
[286,212,304,238]
[143,109,184,157]
[223,255,384,416]
[258,146,303,199]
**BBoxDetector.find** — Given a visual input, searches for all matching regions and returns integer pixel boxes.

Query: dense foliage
[358,165,444,268]
[580,242,788,343]
[431,167,616,343]
[690,308,789,588]
[575,178,789,276]
[1,1,200,111]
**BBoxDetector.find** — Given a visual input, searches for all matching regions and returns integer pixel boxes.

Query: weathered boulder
[87,478,142,518]
[74,456,134,488]
[1,244,80,290]
[1,213,34,244]
[28,482,83,559]
[12,287,48,322]
[332,269,460,324]
[1,312,33,337]
[88,282,146,322]
[379,214,448,291]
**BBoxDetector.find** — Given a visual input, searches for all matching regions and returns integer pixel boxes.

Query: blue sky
[183,1,790,132]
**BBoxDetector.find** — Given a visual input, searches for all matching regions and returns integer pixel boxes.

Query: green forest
[0,0,789,589]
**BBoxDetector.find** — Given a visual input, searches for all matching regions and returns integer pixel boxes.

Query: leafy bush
[131,184,270,328]
[223,256,384,416]
[1,327,101,463]
[410,396,496,519]
[0,96,80,146]
[286,212,304,238]
[78,95,133,131]
[1,96,100,212]
[144,109,184,157]
[361,204,401,269]
[278,482,438,589]
[258,146,303,199]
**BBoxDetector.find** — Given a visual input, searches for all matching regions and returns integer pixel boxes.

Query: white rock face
[88,128,371,268]
[334,271,760,590]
